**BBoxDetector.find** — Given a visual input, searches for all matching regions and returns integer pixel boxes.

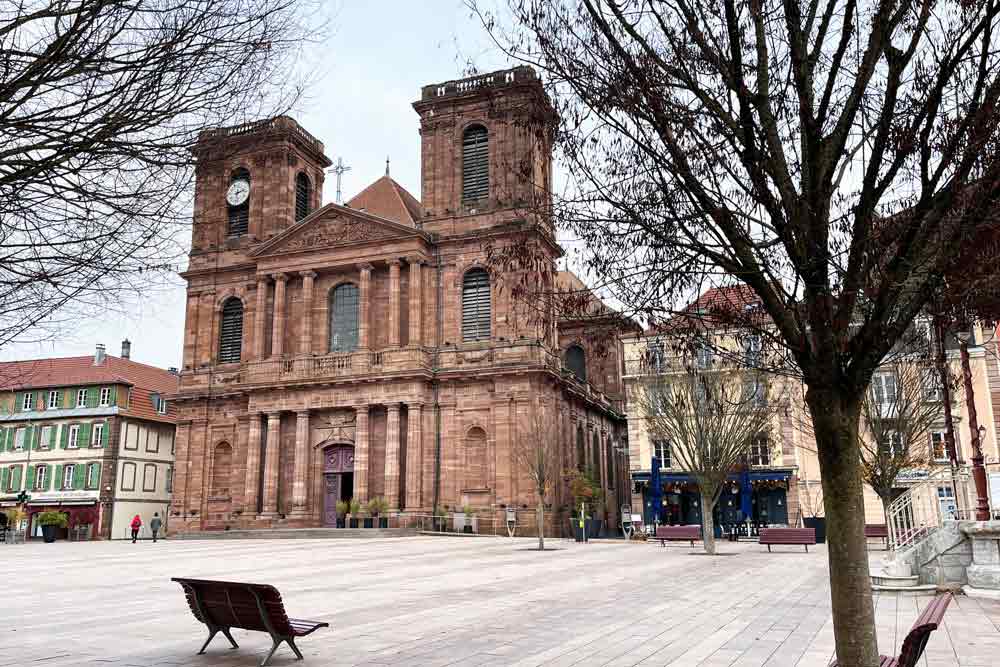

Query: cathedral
[169,67,629,535]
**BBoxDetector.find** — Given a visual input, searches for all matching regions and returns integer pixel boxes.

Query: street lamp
[955,327,991,521]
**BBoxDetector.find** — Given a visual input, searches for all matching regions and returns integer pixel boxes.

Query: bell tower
[412,67,555,235]
[189,117,332,263]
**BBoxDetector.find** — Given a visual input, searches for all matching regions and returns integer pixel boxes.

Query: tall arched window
[605,437,615,489]
[565,345,587,381]
[295,172,311,221]
[218,297,244,363]
[329,284,359,352]
[462,125,489,202]
[211,442,233,496]
[464,427,488,489]
[462,268,491,341]
[227,168,250,237]
[576,426,585,472]
[592,432,602,486]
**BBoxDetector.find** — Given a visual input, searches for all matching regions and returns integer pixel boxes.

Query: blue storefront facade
[633,469,795,535]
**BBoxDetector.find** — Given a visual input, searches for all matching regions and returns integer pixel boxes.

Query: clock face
[226,179,250,207]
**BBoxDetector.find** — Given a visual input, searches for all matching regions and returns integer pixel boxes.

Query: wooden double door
[322,445,354,527]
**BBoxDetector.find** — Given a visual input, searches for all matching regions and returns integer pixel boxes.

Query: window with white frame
[99,387,111,406]
[39,425,52,450]
[931,431,950,461]
[34,465,46,490]
[871,373,898,412]
[166,466,173,493]
[76,388,87,408]
[91,422,103,447]
[5,466,16,491]
[86,463,100,489]
[21,393,32,411]
[743,377,767,407]
[68,424,80,449]
[743,335,761,367]
[63,464,75,490]
[879,429,904,457]
[143,464,157,492]
[13,427,25,451]
[652,440,672,468]
[695,343,714,369]
[749,435,771,466]
[121,462,136,491]
[47,390,59,409]
[921,369,944,402]
[157,397,168,414]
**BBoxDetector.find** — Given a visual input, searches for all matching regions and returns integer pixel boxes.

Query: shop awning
[632,470,795,485]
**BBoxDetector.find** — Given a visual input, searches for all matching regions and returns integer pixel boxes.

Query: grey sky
[3,1,522,370]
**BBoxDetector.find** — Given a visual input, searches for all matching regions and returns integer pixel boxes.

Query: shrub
[37,511,68,528]
[366,496,388,516]
[335,500,349,517]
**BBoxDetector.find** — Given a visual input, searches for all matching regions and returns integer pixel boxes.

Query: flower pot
[349,517,360,528]
[363,518,374,528]
[378,517,388,529]
[336,517,346,528]
[803,517,826,543]
[41,524,58,543]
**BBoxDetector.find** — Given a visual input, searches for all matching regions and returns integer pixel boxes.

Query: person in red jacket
[130,514,142,543]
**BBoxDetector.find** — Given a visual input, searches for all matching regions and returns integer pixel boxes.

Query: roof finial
[385,155,390,177]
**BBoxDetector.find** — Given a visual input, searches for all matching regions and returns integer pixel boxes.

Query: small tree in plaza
[640,367,775,555]
[514,399,563,550]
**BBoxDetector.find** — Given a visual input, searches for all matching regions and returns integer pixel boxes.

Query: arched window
[218,297,244,364]
[576,426,585,472]
[461,268,491,341]
[565,345,587,381]
[592,432,602,485]
[211,442,232,496]
[227,168,250,237]
[329,284,359,352]
[462,125,489,202]
[605,437,615,489]
[295,172,311,221]
[464,427,487,489]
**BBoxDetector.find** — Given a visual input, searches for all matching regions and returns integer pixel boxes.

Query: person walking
[130,514,142,543]
[150,512,162,543]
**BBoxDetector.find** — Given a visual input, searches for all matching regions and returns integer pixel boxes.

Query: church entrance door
[322,444,355,527]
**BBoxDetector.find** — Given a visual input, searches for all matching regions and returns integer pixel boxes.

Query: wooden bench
[655,525,702,546]
[865,523,889,546]
[173,577,329,667]
[759,527,816,552]
[831,593,951,667]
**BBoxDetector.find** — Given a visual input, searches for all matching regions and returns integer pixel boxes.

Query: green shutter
[26,425,35,451]
[109,387,118,406]
[74,464,86,490]
[1,468,8,491]
[91,464,101,489]
[14,392,22,412]
[11,465,21,491]
[80,423,92,448]
[2,427,8,452]
[46,425,55,448]
[25,466,34,491]
[85,387,98,408]
[43,464,51,491]
[60,424,69,449]
[53,464,63,490]
[100,420,110,447]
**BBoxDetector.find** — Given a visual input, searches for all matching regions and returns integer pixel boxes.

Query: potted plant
[460,504,478,534]
[37,511,68,543]
[566,469,605,539]
[367,496,389,528]
[347,498,361,528]
[799,479,826,543]
[335,500,349,528]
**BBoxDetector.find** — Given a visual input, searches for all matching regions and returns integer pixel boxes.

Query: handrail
[886,467,954,554]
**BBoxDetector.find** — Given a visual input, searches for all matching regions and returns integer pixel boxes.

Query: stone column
[405,403,423,509]
[291,410,311,513]
[253,276,269,359]
[260,411,281,516]
[408,258,422,347]
[299,270,316,356]
[358,264,373,350]
[354,405,370,502]
[388,259,401,348]
[384,403,401,508]
[243,413,262,514]
[270,273,288,357]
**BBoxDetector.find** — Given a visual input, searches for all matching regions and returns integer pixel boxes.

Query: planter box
[453,513,479,533]
[348,517,360,529]
[803,517,827,543]
[41,525,58,543]
[363,518,374,528]
[569,518,603,541]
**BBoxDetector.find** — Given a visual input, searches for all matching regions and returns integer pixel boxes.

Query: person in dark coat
[150,512,162,543]
[130,514,142,543]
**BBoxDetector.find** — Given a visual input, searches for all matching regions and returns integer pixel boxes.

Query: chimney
[168,367,178,375]
[94,343,106,366]
[121,339,131,360]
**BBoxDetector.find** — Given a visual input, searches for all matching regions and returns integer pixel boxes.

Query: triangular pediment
[249,204,428,257]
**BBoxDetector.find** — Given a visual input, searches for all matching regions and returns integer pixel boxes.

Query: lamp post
[955,327,991,521]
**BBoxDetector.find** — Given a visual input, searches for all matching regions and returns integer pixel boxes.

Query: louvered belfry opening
[227,168,250,236]
[218,297,244,363]
[565,345,587,381]
[461,268,491,341]
[461,125,489,202]
[329,283,359,352]
[295,171,311,221]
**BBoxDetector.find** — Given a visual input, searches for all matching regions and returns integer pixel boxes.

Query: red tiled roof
[0,354,179,423]
[346,175,422,226]
[651,284,767,334]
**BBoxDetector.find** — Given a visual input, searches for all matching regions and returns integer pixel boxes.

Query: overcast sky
[3,1,533,370]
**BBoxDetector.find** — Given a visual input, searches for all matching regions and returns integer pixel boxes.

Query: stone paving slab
[3,537,998,666]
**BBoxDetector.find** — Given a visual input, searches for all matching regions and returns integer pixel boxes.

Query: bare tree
[0,0,323,348]
[515,398,563,550]
[472,1,1000,661]
[640,366,775,554]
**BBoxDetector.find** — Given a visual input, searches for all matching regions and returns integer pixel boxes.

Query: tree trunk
[536,498,545,551]
[700,491,716,555]
[807,387,879,667]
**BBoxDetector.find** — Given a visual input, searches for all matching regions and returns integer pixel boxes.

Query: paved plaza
[6,536,1000,667]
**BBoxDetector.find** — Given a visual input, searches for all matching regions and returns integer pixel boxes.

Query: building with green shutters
[0,342,178,539]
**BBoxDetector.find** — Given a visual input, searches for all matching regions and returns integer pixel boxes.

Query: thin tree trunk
[807,387,879,667]
[701,492,716,555]
[537,497,545,551]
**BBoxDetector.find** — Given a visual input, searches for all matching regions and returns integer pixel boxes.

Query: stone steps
[172,527,419,540]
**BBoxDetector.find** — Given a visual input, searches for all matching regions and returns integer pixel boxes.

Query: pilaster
[388,259,401,348]
[408,258,423,347]
[405,403,423,509]
[270,273,288,357]
[384,403,401,509]
[358,264,373,350]
[354,404,370,502]
[299,270,317,355]
[291,410,311,513]
[260,411,281,516]
[253,277,269,359]
[243,412,263,514]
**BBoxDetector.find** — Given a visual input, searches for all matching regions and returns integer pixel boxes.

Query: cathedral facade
[169,67,629,534]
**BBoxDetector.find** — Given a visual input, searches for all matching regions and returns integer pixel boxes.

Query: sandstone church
[169,67,629,535]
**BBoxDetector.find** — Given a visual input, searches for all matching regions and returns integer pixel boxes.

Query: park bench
[758,527,816,552]
[831,592,951,667]
[865,523,889,546]
[655,524,702,547]
[173,577,328,667]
